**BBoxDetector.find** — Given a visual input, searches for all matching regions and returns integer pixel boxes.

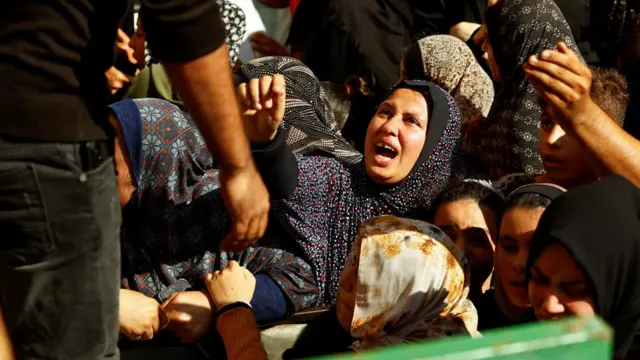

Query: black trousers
[0,138,121,359]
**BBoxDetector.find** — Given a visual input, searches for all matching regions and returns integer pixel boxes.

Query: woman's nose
[379,114,402,136]
[542,293,565,315]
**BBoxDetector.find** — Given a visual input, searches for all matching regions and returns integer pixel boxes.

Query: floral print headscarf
[337,216,480,351]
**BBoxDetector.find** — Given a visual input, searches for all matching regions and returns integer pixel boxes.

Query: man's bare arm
[572,104,640,187]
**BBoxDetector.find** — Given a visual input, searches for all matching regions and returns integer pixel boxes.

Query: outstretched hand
[523,41,598,131]
[236,74,286,143]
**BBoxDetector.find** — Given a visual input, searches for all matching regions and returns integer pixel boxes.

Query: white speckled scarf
[338,216,480,351]
[416,35,495,124]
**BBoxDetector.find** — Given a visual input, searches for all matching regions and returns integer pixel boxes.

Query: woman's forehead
[384,88,429,114]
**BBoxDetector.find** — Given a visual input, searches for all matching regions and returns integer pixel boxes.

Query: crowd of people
[2,0,640,359]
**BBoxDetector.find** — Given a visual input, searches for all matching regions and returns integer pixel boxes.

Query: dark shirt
[0,0,225,141]
[283,307,353,359]
[474,289,537,331]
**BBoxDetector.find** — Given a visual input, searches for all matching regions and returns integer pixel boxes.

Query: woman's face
[336,243,361,332]
[433,199,497,291]
[364,88,429,185]
[529,242,596,321]
[481,34,503,83]
[494,207,545,308]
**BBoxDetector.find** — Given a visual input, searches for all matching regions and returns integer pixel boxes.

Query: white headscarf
[339,215,480,351]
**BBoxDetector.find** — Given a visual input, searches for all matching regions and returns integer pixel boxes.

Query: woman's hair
[433,180,505,221]
[505,192,552,211]
[504,184,566,211]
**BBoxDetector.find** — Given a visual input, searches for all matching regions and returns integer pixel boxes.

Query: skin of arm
[569,102,640,187]
[164,45,270,250]
[0,307,15,360]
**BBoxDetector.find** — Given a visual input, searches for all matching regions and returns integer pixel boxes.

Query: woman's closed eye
[499,238,518,253]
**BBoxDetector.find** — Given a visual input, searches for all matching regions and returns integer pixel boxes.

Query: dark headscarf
[237,57,363,164]
[274,80,463,304]
[471,0,583,178]
[526,175,640,358]
[551,0,599,65]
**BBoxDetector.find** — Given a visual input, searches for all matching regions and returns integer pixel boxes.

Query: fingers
[249,78,261,110]
[524,67,576,104]
[260,76,274,110]
[272,74,286,123]
[237,83,252,110]
[117,29,131,45]
[256,210,268,242]
[525,55,584,91]
[227,260,240,270]
[245,216,261,246]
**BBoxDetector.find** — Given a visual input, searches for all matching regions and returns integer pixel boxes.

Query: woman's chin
[366,167,395,185]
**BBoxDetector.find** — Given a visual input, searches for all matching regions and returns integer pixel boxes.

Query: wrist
[570,100,602,132]
[251,129,279,145]
[252,129,279,147]
[215,300,252,313]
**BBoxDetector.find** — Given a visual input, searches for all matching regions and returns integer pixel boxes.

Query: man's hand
[219,165,270,252]
[106,29,139,96]
[250,32,289,57]
[205,261,256,310]
[116,29,138,65]
[237,74,286,143]
[119,289,170,341]
[524,41,597,131]
[162,291,215,344]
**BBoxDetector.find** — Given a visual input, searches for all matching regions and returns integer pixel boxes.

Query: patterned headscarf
[237,56,363,164]
[274,80,463,305]
[339,216,480,350]
[408,35,495,124]
[112,97,319,312]
[468,0,583,178]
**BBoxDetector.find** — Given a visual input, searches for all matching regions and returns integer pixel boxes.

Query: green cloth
[126,63,184,109]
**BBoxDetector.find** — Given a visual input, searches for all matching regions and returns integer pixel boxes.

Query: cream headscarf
[339,215,480,351]
[415,35,494,124]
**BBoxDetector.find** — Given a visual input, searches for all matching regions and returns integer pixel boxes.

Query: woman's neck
[494,277,530,322]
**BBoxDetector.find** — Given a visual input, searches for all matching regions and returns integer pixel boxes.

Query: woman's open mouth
[373,142,398,166]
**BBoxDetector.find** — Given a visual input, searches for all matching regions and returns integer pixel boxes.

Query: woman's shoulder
[297,155,357,179]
